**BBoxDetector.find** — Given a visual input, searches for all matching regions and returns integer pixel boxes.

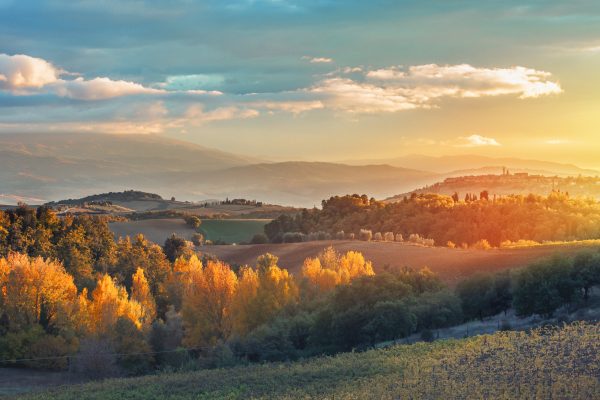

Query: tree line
[264,191,600,247]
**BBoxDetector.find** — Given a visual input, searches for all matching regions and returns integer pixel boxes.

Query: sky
[1,1,600,167]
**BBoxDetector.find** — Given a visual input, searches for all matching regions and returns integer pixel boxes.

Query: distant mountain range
[343,154,598,177]
[1,133,597,207]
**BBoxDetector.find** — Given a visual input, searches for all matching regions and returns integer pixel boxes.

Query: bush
[373,232,383,241]
[383,232,395,242]
[250,233,268,244]
[191,233,204,246]
[282,232,305,243]
[347,232,355,240]
[513,256,577,317]
[198,342,237,369]
[447,241,456,248]
[420,329,434,342]
[395,233,404,242]
[335,231,346,240]
[71,339,120,380]
[472,239,492,250]
[164,234,193,262]
[408,234,434,247]
[184,216,202,229]
[359,229,373,241]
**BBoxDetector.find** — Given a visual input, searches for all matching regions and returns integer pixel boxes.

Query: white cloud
[0,53,175,100]
[184,105,259,124]
[0,53,60,90]
[456,134,501,147]
[52,77,164,100]
[303,56,333,64]
[251,100,324,114]
[312,63,562,113]
[308,78,419,113]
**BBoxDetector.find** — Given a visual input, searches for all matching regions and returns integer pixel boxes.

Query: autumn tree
[302,248,374,293]
[166,254,203,310]
[113,234,171,315]
[182,260,238,347]
[163,234,193,263]
[0,253,78,331]
[131,268,156,328]
[83,274,143,335]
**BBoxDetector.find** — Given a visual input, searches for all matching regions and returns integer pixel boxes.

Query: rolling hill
[12,323,599,399]
[3,133,598,207]
[0,133,438,207]
[203,240,600,285]
[345,154,599,176]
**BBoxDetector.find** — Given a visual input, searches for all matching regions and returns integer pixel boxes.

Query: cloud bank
[310,64,562,113]
[0,53,563,134]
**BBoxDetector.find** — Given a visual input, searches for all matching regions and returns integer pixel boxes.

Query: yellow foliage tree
[85,274,143,335]
[231,255,299,335]
[166,254,203,310]
[302,247,374,293]
[182,260,238,347]
[0,253,77,330]
[131,268,156,328]
[230,266,260,336]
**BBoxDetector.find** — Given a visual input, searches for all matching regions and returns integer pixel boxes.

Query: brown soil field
[203,240,600,285]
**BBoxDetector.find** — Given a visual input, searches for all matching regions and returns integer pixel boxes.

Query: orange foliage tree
[181,260,238,347]
[0,253,78,331]
[302,247,374,293]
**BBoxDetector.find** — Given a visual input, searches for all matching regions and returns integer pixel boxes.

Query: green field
[14,323,599,400]
[200,219,269,244]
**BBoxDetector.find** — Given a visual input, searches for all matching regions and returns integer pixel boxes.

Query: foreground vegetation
[15,322,600,400]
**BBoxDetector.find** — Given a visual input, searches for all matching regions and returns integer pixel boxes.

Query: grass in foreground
[14,323,600,400]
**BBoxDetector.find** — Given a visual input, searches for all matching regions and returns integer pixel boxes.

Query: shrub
[250,233,268,244]
[191,233,204,246]
[373,232,383,241]
[184,216,202,229]
[335,231,346,240]
[472,239,492,250]
[383,232,395,242]
[420,329,434,342]
[447,241,456,248]
[71,339,120,380]
[317,231,330,241]
[395,233,404,242]
[282,232,305,243]
[347,233,355,240]
[358,229,372,241]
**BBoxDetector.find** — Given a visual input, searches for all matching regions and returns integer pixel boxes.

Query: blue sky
[1,1,600,165]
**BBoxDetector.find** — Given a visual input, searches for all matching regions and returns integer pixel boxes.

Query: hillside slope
[15,323,599,400]
[345,154,598,176]
[203,240,600,284]
[0,133,438,206]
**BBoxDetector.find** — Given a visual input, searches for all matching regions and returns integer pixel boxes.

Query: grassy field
[199,219,268,244]
[206,240,600,285]
[109,218,269,245]
[12,323,599,400]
